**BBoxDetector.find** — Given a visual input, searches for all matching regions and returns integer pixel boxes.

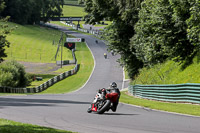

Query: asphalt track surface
[1,25,200,133]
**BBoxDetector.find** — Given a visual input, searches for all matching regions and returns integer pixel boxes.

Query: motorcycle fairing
[91,103,97,111]
[105,92,118,103]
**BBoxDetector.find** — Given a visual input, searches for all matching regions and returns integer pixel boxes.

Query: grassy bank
[1,21,94,93]
[39,42,94,94]
[28,65,75,88]
[0,118,75,133]
[120,91,200,116]
[62,5,86,17]
[132,56,200,85]
[123,55,200,116]
[4,22,72,63]
[64,0,79,5]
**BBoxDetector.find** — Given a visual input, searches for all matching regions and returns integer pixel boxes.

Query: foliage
[0,0,5,13]
[187,0,200,53]
[131,0,196,67]
[1,0,64,24]
[131,0,200,69]
[131,0,174,65]
[78,0,84,5]
[132,55,200,85]
[0,0,12,63]
[0,60,30,87]
[0,21,10,62]
[84,0,200,79]
[84,0,144,79]
[103,20,143,78]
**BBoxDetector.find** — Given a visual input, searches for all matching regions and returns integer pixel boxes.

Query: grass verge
[120,91,200,116]
[0,118,75,133]
[39,42,94,94]
[28,65,75,88]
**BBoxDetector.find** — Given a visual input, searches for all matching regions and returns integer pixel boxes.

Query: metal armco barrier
[128,83,200,104]
[0,23,82,94]
[0,49,79,93]
[0,63,79,93]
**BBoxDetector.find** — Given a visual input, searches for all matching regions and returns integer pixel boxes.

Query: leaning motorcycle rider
[87,82,120,113]
[107,82,120,112]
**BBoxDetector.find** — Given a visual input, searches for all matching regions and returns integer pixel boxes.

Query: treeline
[0,0,64,24]
[83,0,200,79]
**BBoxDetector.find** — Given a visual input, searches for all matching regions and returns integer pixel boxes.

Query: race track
[0,25,200,133]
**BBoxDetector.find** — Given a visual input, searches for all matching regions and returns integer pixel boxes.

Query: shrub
[0,60,30,87]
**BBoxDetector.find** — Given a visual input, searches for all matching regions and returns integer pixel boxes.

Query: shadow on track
[0,97,90,107]
[100,113,139,116]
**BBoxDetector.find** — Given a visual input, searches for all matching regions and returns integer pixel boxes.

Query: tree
[131,0,175,65]
[131,0,197,68]
[0,0,5,13]
[0,0,11,63]
[41,0,64,22]
[0,60,30,87]
[2,0,64,24]
[84,0,144,78]
[187,0,200,55]
[169,0,194,63]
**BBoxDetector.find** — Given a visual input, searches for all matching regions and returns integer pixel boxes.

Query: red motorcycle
[87,89,120,114]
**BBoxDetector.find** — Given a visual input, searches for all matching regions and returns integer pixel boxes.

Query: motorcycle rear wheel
[97,100,111,114]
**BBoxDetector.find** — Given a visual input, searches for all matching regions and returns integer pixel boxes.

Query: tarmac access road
[0,25,200,133]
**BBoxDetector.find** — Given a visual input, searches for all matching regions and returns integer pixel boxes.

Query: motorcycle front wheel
[97,100,111,114]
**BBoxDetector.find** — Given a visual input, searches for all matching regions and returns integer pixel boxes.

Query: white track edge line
[120,102,200,118]
[69,41,96,94]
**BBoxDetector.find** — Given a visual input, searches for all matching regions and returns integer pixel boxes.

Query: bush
[0,60,30,87]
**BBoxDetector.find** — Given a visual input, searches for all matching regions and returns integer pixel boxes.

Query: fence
[0,47,79,93]
[60,22,103,38]
[128,83,200,104]
[0,63,79,93]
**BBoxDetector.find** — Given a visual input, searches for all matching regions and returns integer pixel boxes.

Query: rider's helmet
[110,82,117,88]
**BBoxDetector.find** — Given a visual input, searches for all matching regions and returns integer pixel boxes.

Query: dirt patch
[18,61,61,74]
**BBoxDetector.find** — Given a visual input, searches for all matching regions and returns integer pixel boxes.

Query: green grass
[58,5,112,30]
[125,55,200,116]
[39,42,94,94]
[0,118,75,133]
[124,69,130,80]
[28,65,75,88]
[132,56,200,85]
[54,65,75,73]
[120,91,200,116]
[1,21,94,94]
[62,5,86,17]
[3,22,73,63]
[93,21,113,27]
[28,74,56,88]
[64,0,79,5]
[50,21,71,27]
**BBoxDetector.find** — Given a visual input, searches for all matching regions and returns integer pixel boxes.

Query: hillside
[3,22,72,63]
[132,55,200,85]
[62,5,86,17]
